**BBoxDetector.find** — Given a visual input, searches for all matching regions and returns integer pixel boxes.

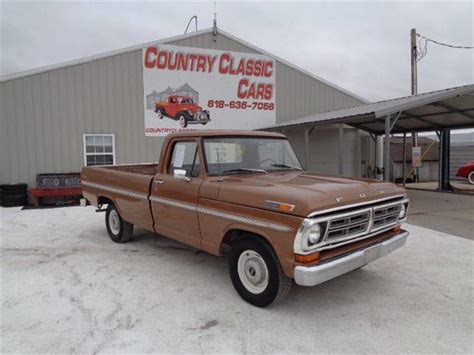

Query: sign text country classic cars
[143,45,276,136]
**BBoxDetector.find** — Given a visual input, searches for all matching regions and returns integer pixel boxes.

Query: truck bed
[81,163,157,231]
[100,163,158,175]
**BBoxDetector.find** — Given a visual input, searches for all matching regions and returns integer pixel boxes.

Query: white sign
[412,146,422,168]
[207,142,243,164]
[172,144,186,168]
[142,45,276,136]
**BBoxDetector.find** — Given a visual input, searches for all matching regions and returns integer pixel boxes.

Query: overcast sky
[1,1,472,101]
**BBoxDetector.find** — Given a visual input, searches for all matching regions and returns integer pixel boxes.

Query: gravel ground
[1,206,473,353]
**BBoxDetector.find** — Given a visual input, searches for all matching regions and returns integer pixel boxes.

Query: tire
[2,194,27,207]
[1,183,27,196]
[468,171,474,185]
[105,204,133,243]
[178,113,189,128]
[228,237,291,307]
[156,108,164,119]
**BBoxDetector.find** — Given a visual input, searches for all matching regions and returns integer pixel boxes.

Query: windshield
[203,137,302,176]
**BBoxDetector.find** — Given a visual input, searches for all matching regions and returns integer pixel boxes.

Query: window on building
[83,134,115,166]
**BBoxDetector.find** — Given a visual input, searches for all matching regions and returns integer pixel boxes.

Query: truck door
[167,97,178,117]
[150,139,203,249]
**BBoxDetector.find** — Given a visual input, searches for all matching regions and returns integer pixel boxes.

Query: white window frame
[83,133,116,166]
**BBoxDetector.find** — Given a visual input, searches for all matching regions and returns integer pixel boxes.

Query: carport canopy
[265,84,474,134]
[263,84,474,185]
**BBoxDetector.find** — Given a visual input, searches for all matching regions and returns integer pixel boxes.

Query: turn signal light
[277,204,294,211]
[264,200,295,212]
[392,225,401,233]
[295,252,320,264]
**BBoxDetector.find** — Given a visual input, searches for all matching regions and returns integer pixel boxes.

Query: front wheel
[468,171,474,185]
[228,237,291,307]
[105,204,133,243]
[178,113,189,128]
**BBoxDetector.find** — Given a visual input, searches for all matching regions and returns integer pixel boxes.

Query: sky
[1,1,472,102]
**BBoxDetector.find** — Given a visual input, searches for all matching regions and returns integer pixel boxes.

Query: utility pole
[410,28,418,182]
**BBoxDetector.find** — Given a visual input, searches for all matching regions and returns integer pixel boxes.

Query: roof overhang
[264,84,474,134]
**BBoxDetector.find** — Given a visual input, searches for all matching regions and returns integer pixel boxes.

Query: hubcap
[237,250,269,294]
[109,209,120,235]
[468,172,474,185]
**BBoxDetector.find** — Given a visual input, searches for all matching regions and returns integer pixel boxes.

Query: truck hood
[216,171,406,217]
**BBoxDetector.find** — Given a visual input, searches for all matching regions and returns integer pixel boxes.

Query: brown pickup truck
[81,130,409,307]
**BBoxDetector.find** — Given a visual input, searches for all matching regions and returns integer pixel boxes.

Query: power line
[415,33,473,62]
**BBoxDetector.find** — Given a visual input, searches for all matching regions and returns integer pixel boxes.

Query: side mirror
[174,169,191,182]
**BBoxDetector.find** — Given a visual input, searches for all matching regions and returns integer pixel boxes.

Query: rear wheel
[228,237,291,307]
[156,108,164,119]
[105,204,133,243]
[468,171,474,185]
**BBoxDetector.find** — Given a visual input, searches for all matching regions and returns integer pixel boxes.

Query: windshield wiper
[221,168,268,175]
[269,164,303,171]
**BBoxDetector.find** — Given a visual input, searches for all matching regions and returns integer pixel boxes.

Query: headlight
[295,220,327,253]
[188,110,195,116]
[399,204,407,219]
[307,223,322,244]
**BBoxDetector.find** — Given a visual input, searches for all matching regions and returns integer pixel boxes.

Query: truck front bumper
[294,231,409,286]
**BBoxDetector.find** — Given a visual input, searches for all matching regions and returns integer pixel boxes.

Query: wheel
[156,108,164,119]
[105,204,133,243]
[178,113,189,128]
[468,171,474,185]
[1,183,27,196]
[2,194,27,207]
[228,237,291,307]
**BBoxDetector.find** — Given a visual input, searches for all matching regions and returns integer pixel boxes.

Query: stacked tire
[1,183,28,207]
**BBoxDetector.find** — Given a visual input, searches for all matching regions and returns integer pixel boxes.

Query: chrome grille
[372,204,401,231]
[306,196,409,251]
[326,210,370,240]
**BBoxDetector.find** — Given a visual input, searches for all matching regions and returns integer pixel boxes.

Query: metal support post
[304,127,309,171]
[402,132,407,186]
[374,135,378,178]
[338,124,344,176]
[384,115,391,181]
[439,129,452,191]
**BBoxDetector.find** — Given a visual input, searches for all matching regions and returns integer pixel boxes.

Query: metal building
[0,27,366,188]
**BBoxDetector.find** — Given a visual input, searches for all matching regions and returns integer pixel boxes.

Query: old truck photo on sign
[143,44,276,136]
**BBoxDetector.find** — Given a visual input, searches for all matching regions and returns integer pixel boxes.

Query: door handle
[154,178,164,184]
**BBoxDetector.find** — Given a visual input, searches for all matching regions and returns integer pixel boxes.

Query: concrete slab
[1,206,473,353]
[407,189,474,240]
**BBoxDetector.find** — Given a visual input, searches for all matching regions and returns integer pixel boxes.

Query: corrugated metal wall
[0,31,364,187]
[285,125,361,176]
[0,50,157,187]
